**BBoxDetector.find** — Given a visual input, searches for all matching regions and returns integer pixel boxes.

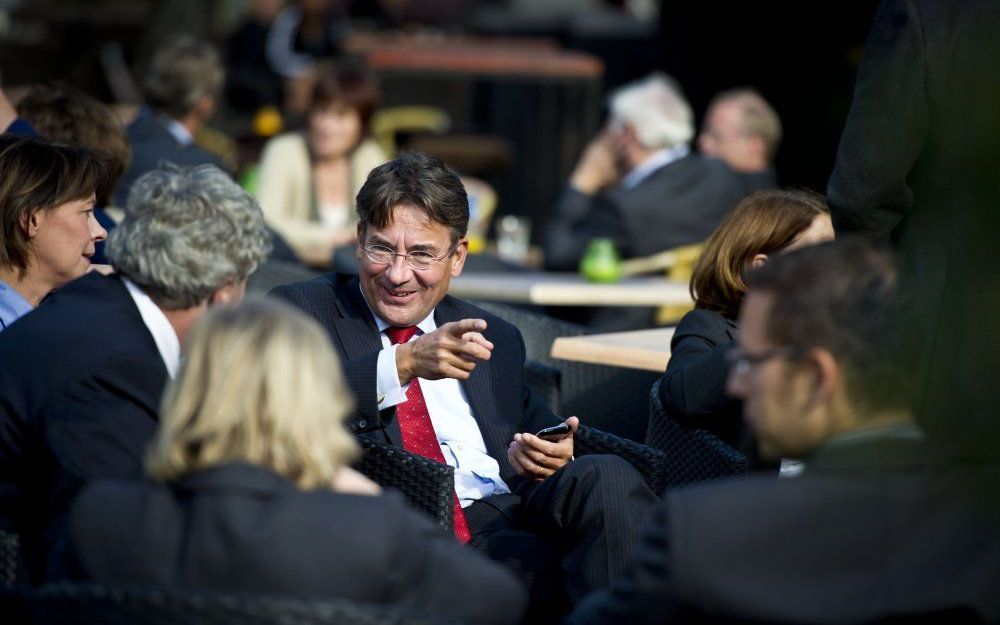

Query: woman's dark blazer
[68,462,526,625]
[657,309,747,454]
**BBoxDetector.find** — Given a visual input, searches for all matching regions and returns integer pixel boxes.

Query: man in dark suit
[827,0,1000,460]
[567,239,1000,624]
[272,152,659,613]
[544,73,744,272]
[0,163,270,583]
[115,37,229,206]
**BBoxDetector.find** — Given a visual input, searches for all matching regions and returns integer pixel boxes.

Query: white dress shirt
[620,143,690,191]
[366,293,511,507]
[123,278,181,378]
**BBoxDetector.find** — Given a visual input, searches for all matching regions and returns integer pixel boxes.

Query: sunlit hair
[609,73,694,149]
[710,87,783,159]
[105,163,270,310]
[146,297,359,489]
[691,189,829,319]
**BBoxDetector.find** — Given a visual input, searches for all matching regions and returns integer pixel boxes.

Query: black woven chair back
[574,425,667,495]
[646,379,748,489]
[475,302,659,443]
[247,259,322,294]
[0,529,20,587]
[33,582,465,625]
[358,438,455,531]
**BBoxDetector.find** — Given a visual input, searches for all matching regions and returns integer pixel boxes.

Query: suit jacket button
[357,419,367,429]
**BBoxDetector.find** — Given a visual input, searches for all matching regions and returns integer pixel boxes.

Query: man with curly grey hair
[0,163,269,584]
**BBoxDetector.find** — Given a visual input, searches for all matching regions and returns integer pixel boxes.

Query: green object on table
[580,238,623,283]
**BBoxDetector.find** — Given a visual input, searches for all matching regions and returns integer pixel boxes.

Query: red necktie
[385,326,472,543]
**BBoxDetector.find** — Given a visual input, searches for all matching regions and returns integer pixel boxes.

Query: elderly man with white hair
[545,73,745,273]
[0,163,270,584]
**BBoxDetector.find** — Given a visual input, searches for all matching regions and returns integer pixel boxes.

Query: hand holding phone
[535,423,572,441]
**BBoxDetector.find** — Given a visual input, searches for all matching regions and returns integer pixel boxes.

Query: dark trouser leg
[465,494,570,624]
[519,454,659,603]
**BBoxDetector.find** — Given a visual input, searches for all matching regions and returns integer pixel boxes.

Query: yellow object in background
[253,106,283,137]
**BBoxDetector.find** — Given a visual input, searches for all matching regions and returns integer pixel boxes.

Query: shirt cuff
[376,345,408,409]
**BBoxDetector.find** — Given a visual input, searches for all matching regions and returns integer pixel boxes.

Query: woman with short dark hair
[0,135,111,330]
[656,189,833,463]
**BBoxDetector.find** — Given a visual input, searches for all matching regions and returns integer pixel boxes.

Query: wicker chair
[646,379,748,489]
[358,422,668,534]
[475,302,660,443]
[0,529,21,587]
[32,582,466,625]
[247,259,322,294]
[358,438,455,532]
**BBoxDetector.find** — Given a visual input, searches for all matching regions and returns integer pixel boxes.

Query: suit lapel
[435,296,510,464]
[331,275,383,360]
[333,276,402,446]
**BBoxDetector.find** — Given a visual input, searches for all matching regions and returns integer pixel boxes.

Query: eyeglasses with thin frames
[362,243,458,271]
[726,345,803,376]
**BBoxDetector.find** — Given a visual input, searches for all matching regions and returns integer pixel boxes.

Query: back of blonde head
[146,297,358,490]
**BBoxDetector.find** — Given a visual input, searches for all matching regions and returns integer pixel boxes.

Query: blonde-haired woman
[67,298,525,625]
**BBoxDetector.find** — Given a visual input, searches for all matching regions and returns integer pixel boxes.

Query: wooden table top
[551,327,675,372]
[449,272,692,307]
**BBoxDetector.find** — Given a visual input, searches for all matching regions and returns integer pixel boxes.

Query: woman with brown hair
[0,135,111,330]
[67,298,525,624]
[656,189,833,463]
[255,60,386,266]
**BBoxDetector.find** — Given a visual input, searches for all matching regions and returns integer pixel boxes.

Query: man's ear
[209,279,247,306]
[450,239,469,278]
[804,347,840,409]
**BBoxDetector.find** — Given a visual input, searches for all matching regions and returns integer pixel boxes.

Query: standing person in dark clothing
[827,0,1000,459]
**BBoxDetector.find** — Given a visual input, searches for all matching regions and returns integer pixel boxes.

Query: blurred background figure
[116,36,228,205]
[225,0,287,114]
[268,0,351,117]
[0,135,111,330]
[656,189,832,469]
[698,88,782,194]
[16,83,132,263]
[255,59,385,267]
[67,297,527,625]
[545,73,743,273]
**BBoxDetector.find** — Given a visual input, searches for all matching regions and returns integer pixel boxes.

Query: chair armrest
[524,360,561,414]
[357,438,455,532]
[574,425,667,495]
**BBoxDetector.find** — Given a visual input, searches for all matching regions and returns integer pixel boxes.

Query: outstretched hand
[508,416,580,482]
[395,318,493,385]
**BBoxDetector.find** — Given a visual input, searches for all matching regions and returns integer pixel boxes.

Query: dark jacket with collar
[545,154,745,271]
[0,272,168,583]
[116,108,228,206]
[270,273,561,491]
[568,426,1000,624]
[68,462,526,625]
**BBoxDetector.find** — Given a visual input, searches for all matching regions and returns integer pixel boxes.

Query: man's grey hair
[609,73,694,150]
[142,37,224,120]
[105,163,271,310]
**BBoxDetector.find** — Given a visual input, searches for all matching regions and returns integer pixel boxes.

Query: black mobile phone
[535,423,571,441]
